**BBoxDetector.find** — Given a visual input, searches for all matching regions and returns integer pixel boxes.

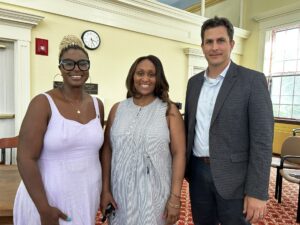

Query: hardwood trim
[0,114,15,119]
[275,118,300,125]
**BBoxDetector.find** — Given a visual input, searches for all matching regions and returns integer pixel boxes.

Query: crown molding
[234,26,250,39]
[0,0,249,45]
[113,0,205,23]
[0,8,43,28]
[253,1,300,23]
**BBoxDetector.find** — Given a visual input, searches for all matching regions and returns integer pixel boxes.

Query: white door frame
[0,8,43,134]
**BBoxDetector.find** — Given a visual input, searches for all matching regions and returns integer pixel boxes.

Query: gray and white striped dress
[110,97,172,225]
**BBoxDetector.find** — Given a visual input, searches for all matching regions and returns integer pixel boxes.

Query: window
[266,26,300,120]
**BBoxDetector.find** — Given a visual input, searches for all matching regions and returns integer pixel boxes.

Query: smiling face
[59,48,89,88]
[201,26,234,71]
[133,59,156,98]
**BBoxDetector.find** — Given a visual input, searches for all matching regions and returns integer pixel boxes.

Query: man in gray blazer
[184,16,274,225]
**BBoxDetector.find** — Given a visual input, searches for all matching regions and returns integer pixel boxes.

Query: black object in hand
[101,203,115,222]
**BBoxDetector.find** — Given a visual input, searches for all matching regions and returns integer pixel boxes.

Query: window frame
[264,25,300,124]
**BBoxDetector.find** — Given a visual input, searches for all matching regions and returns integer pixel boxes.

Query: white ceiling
[157,0,200,10]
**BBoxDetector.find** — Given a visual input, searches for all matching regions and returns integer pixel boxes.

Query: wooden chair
[0,136,18,165]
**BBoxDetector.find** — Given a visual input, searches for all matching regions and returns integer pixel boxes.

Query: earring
[53,73,63,89]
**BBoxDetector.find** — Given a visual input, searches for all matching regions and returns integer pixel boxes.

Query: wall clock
[81,30,101,50]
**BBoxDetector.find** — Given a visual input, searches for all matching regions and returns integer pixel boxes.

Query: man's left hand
[243,195,267,223]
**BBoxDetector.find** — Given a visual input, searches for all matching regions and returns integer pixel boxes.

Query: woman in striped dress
[100,55,186,225]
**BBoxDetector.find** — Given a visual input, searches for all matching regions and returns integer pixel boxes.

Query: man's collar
[204,61,231,79]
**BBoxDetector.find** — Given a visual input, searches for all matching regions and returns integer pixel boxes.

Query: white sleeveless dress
[110,97,172,225]
[13,93,104,225]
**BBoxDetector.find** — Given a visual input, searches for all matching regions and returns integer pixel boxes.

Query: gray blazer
[184,62,274,200]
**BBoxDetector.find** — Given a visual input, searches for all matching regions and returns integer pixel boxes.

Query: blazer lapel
[190,74,205,122]
[210,63,239,126]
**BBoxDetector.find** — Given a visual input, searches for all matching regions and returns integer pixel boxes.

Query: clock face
[81,30,100,50]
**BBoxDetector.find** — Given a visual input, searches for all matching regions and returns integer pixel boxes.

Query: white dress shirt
[193,62,231,157]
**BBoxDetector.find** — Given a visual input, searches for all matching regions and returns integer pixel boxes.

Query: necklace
[60,88,83,114]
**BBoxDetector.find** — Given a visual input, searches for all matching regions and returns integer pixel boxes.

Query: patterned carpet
[96,168,299,225]
[254,168,299,225]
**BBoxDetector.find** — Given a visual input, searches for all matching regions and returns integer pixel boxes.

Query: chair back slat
[0,136,18,148]
[0,136,19,165]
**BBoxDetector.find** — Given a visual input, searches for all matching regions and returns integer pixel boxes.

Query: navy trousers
[188,155,250,225]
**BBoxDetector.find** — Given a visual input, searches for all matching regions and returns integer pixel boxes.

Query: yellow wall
[242,0,300,154]
[0,2,197,118]
[205,0,240,27]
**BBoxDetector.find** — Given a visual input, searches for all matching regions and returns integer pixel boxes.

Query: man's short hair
[201,16,234,44]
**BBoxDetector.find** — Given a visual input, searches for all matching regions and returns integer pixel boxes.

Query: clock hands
[90,37,96,47]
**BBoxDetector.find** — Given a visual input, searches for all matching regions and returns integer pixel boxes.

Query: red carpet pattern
[96,168,299,225]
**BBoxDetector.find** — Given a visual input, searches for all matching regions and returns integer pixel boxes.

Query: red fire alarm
[35,38,48,56]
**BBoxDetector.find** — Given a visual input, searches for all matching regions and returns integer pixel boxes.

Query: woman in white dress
[13,35,104,225]
[101,55,186,225]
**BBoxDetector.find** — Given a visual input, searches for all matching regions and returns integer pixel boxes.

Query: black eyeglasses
[59,59,90,71]
[101,203,115,222]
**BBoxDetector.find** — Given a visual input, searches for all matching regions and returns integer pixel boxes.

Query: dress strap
[92,97,100,118]
[42,93,59,115]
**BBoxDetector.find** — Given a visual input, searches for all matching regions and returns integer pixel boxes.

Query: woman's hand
[40,206,70,225]
[163,195,181,225]
[100,190,118,215]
